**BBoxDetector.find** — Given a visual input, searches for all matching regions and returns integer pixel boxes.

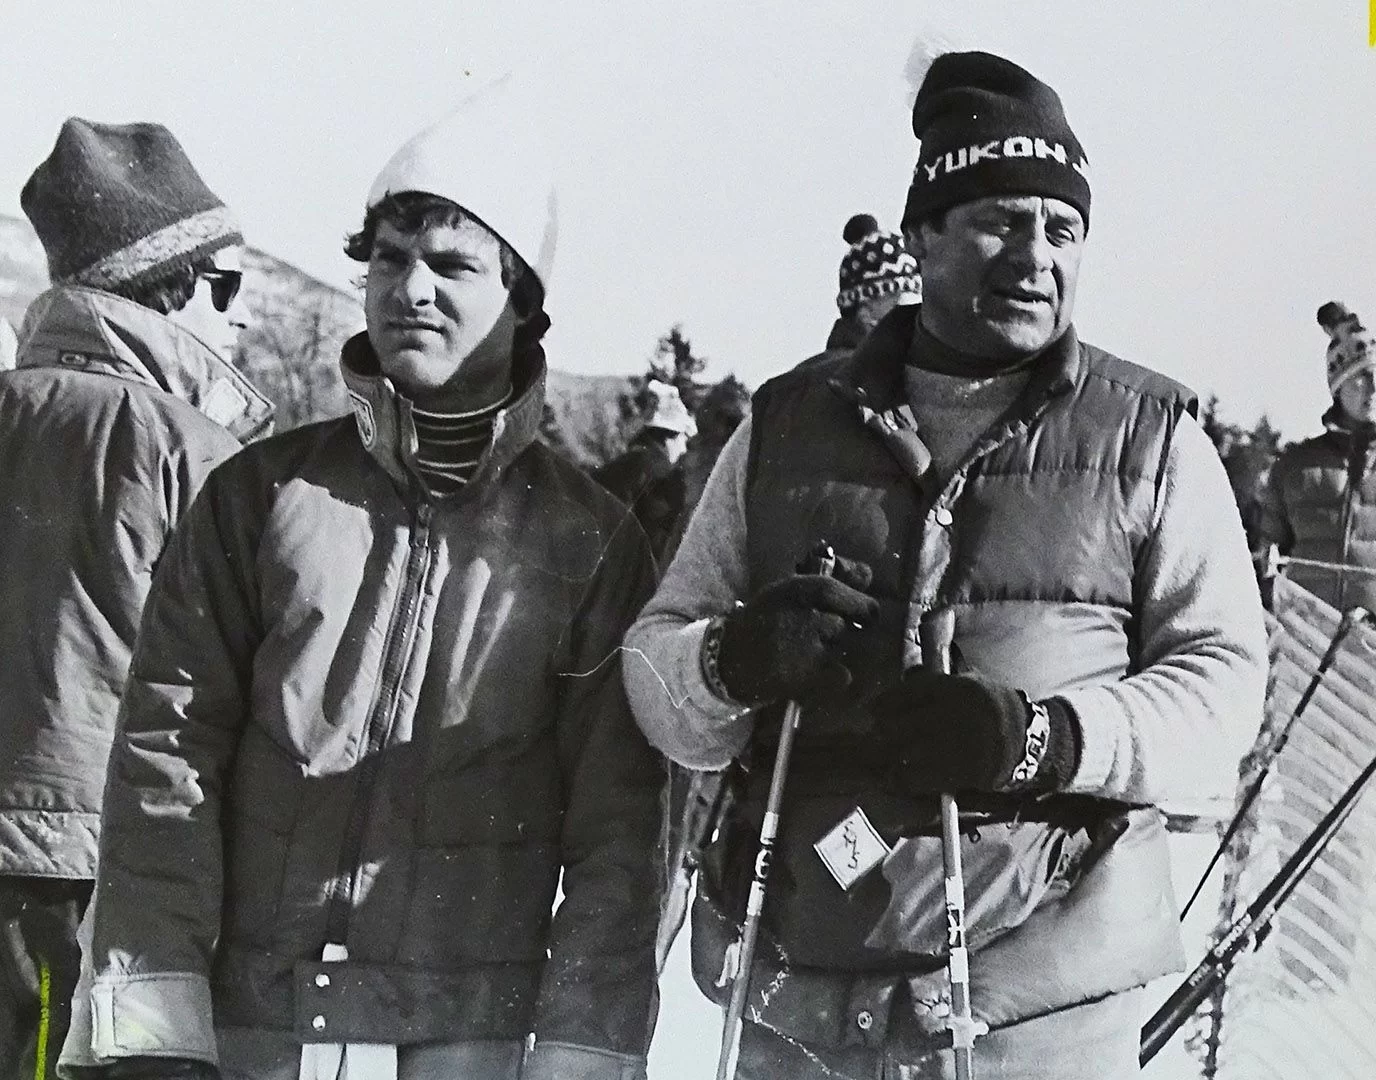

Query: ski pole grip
[920,607,957,676]
[798,541,837,578]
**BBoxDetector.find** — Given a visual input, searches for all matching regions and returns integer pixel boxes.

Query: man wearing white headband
[62,82,663,1080]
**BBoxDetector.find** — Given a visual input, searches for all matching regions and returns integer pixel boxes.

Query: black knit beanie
[21,118,242,291]
[901,52,1090,230]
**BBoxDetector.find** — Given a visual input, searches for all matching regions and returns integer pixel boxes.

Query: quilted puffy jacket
[62,332,664,1079]
[0,285,271,880]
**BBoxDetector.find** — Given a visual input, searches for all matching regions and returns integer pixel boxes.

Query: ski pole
[1141,746,1376,1065]
[1273,553,1376,579]
[715,544,837,1080]
[919,607,979,1080]
[1179,604,1368,920]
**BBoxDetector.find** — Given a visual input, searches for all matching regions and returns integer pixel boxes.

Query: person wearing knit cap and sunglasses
[824,213,921,352]
[624,50,1266,1078]
[60,79,662,1080]
[0,118,271,1080]
[1255,302,1376,614]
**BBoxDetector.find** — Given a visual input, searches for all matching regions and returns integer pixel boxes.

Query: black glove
[100,1057,221,1080]
[869,667,1081,794]
[716,555,878,705]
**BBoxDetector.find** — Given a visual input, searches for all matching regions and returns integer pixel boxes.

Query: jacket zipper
[323,500,434,946]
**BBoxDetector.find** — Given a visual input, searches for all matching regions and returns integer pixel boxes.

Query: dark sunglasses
[198,268,243,313]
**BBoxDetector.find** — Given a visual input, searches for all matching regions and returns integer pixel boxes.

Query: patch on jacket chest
[348,389,377,448]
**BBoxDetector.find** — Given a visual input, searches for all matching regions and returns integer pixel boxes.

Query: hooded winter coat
[1255,405,1376,612]
[0,285,272,880]
[60,331,664,1079]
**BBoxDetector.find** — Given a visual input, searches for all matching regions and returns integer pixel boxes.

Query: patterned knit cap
[22,118,242,292]
[1318,301,1376,395]
[836,213,921,314]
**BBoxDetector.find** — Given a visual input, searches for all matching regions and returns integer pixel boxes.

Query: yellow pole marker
[35,957,51,1080]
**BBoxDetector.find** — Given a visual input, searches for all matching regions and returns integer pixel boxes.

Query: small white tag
[814,805,891,890]
[202,377,249,428]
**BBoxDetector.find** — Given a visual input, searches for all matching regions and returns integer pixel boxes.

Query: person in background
[0,118,270,1080]
[59,83,662,1080]
[1253,300,1376,994]
[1255,301,1376,613]
[822,213,921,352]
[594,378,696,562]
[624,51,1266,1079]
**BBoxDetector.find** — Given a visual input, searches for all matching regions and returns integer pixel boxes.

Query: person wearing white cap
[593,379,697,560]
[60,81,663,1080]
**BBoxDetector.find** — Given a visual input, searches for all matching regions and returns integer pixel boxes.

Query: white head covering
[366,76,558,290]
[642,379,697,438]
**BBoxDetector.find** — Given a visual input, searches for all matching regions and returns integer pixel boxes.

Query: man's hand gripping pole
[919,607,985,1080]
[715,543,838,1080]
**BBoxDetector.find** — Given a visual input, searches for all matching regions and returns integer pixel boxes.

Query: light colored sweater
[621,369,1268,808]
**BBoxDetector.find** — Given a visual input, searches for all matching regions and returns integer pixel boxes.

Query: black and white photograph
[1,3,1374,1078]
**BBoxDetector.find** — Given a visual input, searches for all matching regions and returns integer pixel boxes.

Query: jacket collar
[16,285,274,442]
[1322,402,1376,438]
[839,304,1080,408]
[825,304,1081,490]
[338,329,548,498]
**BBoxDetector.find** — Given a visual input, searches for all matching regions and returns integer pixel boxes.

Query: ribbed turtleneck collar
[905,314,1065,378]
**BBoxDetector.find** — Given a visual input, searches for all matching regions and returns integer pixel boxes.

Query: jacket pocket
[221,733,303,945]
[862,819,1096,957]
[702,792,1106,970]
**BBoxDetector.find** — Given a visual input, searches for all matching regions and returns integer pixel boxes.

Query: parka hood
[16,285,273,442]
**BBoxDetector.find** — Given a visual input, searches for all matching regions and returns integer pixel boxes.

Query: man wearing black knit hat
[0,119,271,1080]
[626,51,1267,1078]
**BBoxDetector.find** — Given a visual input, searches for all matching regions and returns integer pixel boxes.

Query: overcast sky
[3,0,1374,439]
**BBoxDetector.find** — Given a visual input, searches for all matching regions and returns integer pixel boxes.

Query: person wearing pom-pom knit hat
[1252,301,1376,997]
[824,213,922,351]
[1255,301,1376,614]
[624,50,1266,1078]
